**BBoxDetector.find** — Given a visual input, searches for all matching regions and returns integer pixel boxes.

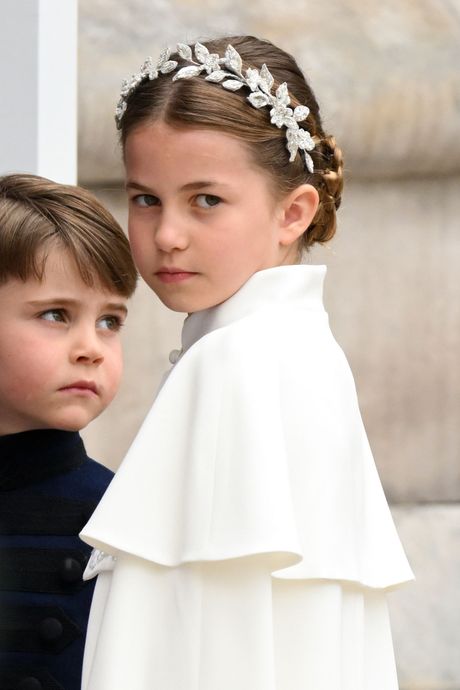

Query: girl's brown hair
[0,173,137,295]
[120,35,344,251]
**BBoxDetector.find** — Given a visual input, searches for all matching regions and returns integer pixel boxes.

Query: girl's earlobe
[279,184,320,246]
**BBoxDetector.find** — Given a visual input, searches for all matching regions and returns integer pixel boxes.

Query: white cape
[81,265,413,690]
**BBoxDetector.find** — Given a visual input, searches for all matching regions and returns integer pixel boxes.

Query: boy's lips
[59,381,99,396]
[155,267,197,284]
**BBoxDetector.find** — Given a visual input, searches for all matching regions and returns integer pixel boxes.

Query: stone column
[0,0,77,183]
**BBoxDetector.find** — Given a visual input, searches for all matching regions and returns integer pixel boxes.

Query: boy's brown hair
[0,173,137,296]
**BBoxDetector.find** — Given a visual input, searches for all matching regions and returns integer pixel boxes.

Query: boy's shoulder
[77,454,114,493]
[56,450,114,503]
[1,430,115,502]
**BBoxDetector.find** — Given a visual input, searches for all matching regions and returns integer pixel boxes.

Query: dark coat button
[59,556,83,583]
[39,616,64,642]
[17,678,43,690]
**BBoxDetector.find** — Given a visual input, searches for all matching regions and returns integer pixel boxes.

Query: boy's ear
[277,184,319,246]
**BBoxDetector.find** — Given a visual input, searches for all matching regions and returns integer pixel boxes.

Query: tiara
[115,43,315,173]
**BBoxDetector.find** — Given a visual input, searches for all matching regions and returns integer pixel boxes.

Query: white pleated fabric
[80,265,414,690]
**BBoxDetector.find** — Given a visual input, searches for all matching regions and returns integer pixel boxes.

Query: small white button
[169,349,182,364]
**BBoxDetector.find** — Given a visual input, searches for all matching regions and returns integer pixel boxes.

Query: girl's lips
[155,270,197,284]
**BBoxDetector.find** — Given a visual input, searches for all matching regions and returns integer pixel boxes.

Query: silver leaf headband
[115,43,315,173]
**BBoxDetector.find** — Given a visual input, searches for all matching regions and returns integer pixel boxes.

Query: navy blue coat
[0,429,113,690]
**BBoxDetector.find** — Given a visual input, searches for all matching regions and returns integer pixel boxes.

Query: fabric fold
[81,265,413,590]
[82,555,401,690]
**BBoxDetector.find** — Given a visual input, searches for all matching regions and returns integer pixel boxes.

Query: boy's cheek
[101,349,124,404]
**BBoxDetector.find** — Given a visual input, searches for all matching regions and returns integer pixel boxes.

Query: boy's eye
[97,315,123,332]
[39,309,66,323]
[133,194,159,207]
[195,194,221,209]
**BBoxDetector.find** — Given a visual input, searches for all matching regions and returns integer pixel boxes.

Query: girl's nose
[154,211,189,252]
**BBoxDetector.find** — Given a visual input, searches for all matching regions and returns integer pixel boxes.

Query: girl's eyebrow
[125,181,152,192]
[126,180,230,192]
[180,181,226,191]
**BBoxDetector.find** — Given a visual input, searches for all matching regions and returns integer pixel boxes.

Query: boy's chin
[50,409,103,433]
[53,421,87,432]
[0,408,104,435]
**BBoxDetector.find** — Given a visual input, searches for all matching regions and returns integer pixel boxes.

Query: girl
[81,35,413,690]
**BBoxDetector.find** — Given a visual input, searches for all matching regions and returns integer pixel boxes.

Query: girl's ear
[277,184,319,247]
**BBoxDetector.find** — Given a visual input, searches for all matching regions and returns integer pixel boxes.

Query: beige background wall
[77,2,460,687]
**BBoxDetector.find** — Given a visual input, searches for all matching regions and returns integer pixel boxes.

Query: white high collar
[181,264,327,355]
[81,257,413,590]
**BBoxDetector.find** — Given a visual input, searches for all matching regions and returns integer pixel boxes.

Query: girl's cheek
[127,227,145,253]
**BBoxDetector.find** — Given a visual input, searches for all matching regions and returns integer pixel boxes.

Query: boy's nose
[74,349,104,365]
[70,329,104,365]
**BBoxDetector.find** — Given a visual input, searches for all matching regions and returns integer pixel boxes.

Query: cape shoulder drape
[80,265,413,690]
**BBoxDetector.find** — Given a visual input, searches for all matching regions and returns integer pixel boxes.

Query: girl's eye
[97,315,123,332]
[133,194,159,207]
[39,309,66,323]
[195,194,221,209]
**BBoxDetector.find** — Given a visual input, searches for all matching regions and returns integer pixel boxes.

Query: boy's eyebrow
[102,302,129,317]
[27,298,128,316]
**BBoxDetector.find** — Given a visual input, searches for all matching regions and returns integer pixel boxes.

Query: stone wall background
[77,1,460,687]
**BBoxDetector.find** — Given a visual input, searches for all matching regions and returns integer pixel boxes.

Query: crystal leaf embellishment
[177,43,193,60]
[173,65,203,80]
[115,42,315,171]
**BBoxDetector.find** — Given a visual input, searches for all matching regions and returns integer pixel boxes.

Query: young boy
[0,174,137,690]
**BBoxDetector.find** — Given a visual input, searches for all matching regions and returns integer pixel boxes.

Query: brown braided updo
[120,35,344,252]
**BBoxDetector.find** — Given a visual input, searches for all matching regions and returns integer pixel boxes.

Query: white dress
[80,265,414,690]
